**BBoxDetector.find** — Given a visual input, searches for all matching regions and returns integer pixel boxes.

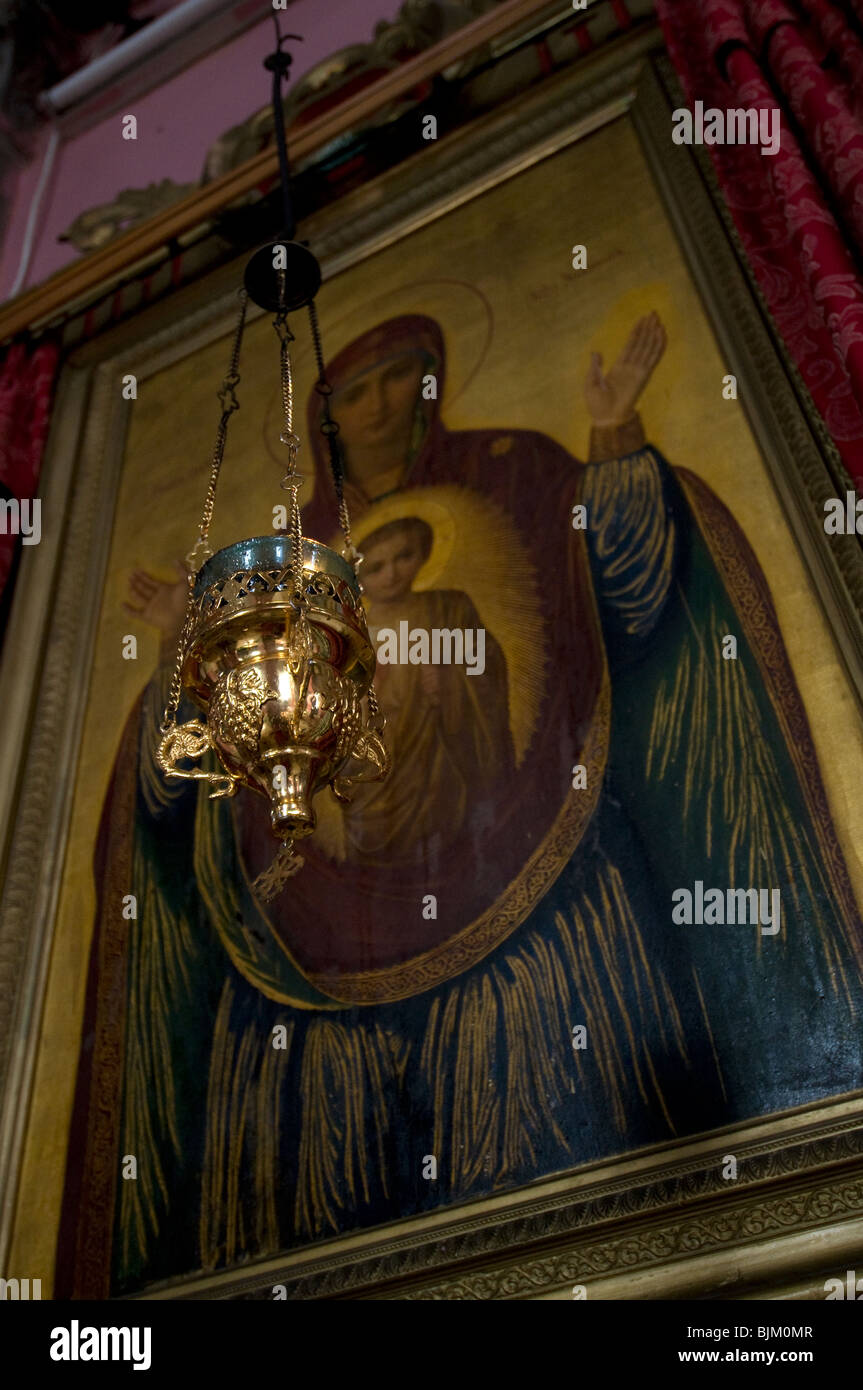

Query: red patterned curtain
[657,0,863,489]
[0,337,59,634]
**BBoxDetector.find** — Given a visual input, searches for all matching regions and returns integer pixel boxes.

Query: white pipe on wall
[8,126,60,298]
[40,0,254,114]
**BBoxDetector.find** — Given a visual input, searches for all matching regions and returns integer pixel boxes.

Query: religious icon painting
[4,54,863,1300]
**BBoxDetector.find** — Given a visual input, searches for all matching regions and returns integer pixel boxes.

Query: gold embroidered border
[305,670,610,1004]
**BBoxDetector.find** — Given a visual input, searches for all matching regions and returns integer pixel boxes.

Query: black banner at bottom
[1,1296,858,1376]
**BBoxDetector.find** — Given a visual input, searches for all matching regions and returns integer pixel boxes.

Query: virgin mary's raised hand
[584,311,667,428]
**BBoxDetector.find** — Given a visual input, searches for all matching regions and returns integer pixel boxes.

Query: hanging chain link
[305,299,389,728]
[273,269,306,601]
[186,289,248,570]
[307,298,362,570]
[159,290,248,734]
[160,594,199,735]
[274,270,301,477]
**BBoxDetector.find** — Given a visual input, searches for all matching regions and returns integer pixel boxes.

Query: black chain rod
[307,297,345,507]
[265,16,303,241]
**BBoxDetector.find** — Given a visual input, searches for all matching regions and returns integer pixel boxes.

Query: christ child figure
[342,515,515,863]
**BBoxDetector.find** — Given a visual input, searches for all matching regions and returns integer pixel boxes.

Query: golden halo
[335,484,549,766]
[262,279,493,465]
[351,490,457,591]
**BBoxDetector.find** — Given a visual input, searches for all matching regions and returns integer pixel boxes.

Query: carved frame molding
[151,1098,863,1300]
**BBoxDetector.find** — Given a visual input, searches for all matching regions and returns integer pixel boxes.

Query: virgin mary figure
[57,311,863,1297]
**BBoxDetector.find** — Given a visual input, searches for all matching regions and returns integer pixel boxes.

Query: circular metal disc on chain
[244,240,322,312]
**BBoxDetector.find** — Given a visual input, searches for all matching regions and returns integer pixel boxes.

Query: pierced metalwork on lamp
[156,21,388,900]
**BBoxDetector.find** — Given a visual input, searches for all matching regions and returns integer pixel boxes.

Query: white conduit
[41,0,241,113]
[8,126,60,299]
[8,0,250,298]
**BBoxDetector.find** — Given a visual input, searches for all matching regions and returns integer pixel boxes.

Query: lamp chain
[273,268,305,601]
[305,300,387,734]
[186,288,248,569]
[160,289,248,734]
[307,298,362,570]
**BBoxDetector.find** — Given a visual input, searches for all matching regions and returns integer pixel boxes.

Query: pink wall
[0,0,404,301]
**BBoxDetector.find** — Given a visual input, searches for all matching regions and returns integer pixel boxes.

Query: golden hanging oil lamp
[156,25,388,899]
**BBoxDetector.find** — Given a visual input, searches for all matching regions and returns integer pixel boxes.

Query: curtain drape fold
[658,0,863,488]
[0,337,59,636]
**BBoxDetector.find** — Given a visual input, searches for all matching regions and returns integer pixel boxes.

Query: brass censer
[156,27,388,899]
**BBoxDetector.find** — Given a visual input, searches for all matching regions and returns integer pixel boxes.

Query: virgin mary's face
[332,351,426,451]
